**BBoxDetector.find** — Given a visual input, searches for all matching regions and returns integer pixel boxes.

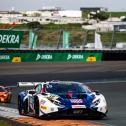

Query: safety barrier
[102,50,126,61]
[0,50,102,62]
[0,49,126,62]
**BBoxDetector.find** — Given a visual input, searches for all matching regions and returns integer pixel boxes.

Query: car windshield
[45,82,91,94]
[0,87,5,92]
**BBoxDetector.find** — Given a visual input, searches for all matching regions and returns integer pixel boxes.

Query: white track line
[85,80,126,84]
[0,106,25,118]
[0,106,117,126]
[90,120,116,126]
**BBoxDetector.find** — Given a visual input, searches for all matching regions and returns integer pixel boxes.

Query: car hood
[45,92,95,110]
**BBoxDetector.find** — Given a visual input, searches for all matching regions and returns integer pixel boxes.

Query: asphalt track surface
[0,61,126,126]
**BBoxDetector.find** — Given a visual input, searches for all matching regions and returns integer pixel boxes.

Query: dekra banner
[0,30,23,48]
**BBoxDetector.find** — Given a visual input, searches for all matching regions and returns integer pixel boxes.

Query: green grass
[107,12,126,18]
[82,11,89,18]
[0,120,10,126]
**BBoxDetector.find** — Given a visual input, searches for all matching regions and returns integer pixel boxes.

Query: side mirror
[29,90,35,95]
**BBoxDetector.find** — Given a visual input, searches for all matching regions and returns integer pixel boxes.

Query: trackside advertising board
[0,52,102,62]
[0,30,23,48]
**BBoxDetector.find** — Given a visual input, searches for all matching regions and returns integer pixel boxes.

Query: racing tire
[24,99,28,115]
[93,113,106,120]
[18,97,28,115]
[34,97,40,118]
[18,97,25,115]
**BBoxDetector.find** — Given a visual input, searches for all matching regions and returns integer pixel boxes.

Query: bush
[27,21,41,29]
[91,12,109,21]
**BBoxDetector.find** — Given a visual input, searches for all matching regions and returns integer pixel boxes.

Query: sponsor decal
[40,99,46,105]
[0,35,19,44]
[12,56,21,62]
[86,56,96,62]
[36,54,53,61]
[40,105,48,110]
[0,30,23,48]
[73,110,83,114]
[67,54,83,60]
[46,84,53,89]
[72,105,86,109]
[63,31,70,49]
[0,55,10,60]
[45,94,59,101]
[70,99,83,104]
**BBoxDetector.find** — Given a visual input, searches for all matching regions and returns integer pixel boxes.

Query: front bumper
[40,108,106,118]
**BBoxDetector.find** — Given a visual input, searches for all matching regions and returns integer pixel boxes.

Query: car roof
[34,81,85,87]
[47,80,83,85]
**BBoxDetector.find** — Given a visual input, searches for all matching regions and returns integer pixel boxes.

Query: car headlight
[93,98,100,106]
[3,94,7,97]
[53,99,65,108]
[53,99,61,105]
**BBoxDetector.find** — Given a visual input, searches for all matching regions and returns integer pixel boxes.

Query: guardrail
[0,49,126,62]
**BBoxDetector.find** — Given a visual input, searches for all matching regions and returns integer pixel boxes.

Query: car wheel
[94,113,106,120]
[18,97,24,115]
[34,97,39,118]
[18,96,27,115]
[24,99,28,115]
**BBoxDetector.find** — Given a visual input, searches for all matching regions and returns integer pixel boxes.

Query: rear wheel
[18,97,24,115]
[24,99,28,115]
[18,97,28,115]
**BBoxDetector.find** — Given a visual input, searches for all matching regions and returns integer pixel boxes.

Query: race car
[0,86,12,103]
[18,81,108,119]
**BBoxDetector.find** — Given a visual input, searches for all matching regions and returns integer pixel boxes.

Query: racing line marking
[85,80,126,84]
[90,120,116,126]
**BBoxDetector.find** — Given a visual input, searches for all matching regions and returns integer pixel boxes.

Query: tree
[33,13,41,17]
[121,17,126,22]
[27,21,41,29]
[23,14,27,17]
[91,12,109,21]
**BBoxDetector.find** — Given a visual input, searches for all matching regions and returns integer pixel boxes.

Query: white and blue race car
[18,81,107,119]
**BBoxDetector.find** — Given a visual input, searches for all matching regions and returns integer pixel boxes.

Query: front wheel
[34,97,39,118]
[94,113,106,120]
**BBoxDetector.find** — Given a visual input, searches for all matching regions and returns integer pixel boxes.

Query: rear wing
[17,80,60,87]
[17,82,45,87]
